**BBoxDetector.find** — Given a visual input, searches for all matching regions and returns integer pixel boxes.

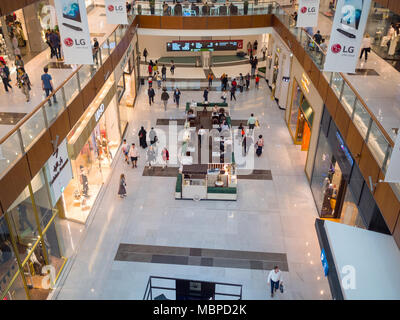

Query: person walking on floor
[149,127,157,145]
[148,62,153,76]
[143,48,148,63]
[128,143,139,168]
[161,64,167,81]
[221,90,227,103]
[16,67,31,102]
[261,44,267,60]
[147,145,156,168]
[121,139,129,164]
[153,60,158,74]
[0,61,12,92]
[148,86,155,105]
[255,134,264,157]
[161,147,169,168]
[173,87,181,107]
[250,57,256,77]
[198,125,206,147]
[203,87,209,102]
[230,83,236,101]
[208,72,214,87]
[170,60,175,75]
[45,29,55,59]
[138,126,147,148]
[161,88,169,111]
[156,72,162,89]
[49,30,61,60]
[239,73,244,93]
[41,67,57,106]
[118,174,127,198]
[246,73,250,90]
[247,113,256,132]
[238,122,245,139]
[255,74,260,89]
[93,38,100,65]
[14,54,24,70]
[253,40,258,56]
[360,34,372,62]
[267,266,283,298]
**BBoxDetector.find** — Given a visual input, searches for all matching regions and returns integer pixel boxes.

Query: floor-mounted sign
[324,0,371,73]
[45,139,73,207]
[105,0,128,25]
[54,0,94,64]
[384,133,400,183]
[296,0,320,27]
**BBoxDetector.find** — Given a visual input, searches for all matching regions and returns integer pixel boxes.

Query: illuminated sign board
[166,40,243,52]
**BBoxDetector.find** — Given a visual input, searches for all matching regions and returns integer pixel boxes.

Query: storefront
[310,107,390,234]
[61,77,121,224]
[287,78,314,152]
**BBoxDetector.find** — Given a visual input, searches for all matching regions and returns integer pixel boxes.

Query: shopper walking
[161,88,169,111]
[203,87,209,102]
[261,44,267,60]
[239,73,244,93]
[0,61,12,92]
[148,86,155,105]
[156,72,162,89]
[149,127,157,145]
[14,54,24,70]
[41,67,57,106]
[230,84,236,101]
[238,123,245,138]
[246,73,250,90]
[173,88,181,107]
[147,145,156,168]
[148,62,153,76]
[255,74,260,89]
[121,139,129,164]
[45,28,55,58]
[247,41,252,57]
[360,34,372,62]
[255,134,264,157]
[247,113,256,131]
[49,30,61,60]
[128,143,139,168]
[170,60,175,75]
[16,67,31,102]
[153,60,158,74]
[208,72,214,87]
[161,147,169,168]
[221,90,227,103]
[253,40,258,56]
[143,48,148,62]
[161,64,167,81]
[138,126,147,148]
[267,266,283,298]
[118,174,127,198]
[93,38,100,64]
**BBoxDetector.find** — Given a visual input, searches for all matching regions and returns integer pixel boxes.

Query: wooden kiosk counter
[175,163,238,201]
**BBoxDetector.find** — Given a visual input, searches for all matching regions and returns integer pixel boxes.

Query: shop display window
[0,216,19,296]
[2,272,27,300]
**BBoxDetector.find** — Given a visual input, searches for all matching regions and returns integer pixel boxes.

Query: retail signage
[384,132,400,183]
[296,0,320,27]
[104,0,128,25]
[301,73,310,93]
[167,40,243,52]
[45,139,73,207]
[321,249,329,276]
[95,103,105,122]
[54,0,94,64]
[324,0,371,73]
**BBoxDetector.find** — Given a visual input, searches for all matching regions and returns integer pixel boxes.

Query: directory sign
[167,40,243,52]
[54,0,93,64]
[324,0,371,73]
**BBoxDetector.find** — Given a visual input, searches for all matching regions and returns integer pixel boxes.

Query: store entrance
[295,110,311,151]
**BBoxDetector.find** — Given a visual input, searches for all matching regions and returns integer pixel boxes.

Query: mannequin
[388,25,400,56]
[79,165,89,197]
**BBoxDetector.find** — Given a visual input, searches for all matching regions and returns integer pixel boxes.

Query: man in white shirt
[267,266,283,298]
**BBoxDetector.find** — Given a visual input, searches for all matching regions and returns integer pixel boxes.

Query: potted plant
[149,0,155,15]
[244,0,248,15]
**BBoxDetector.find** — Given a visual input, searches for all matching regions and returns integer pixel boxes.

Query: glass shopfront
[310,107,390,233]
[288,79,313,152]
[62,78,121,224]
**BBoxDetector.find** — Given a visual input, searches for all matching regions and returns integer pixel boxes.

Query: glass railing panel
[43,89,66,125]
[108,31,117,53]
[78,64,95,88]
[19,108,46,149]
[331,72,344,97]
[353,100,371,140]
[115,26,123,44]
[0,130,23,175]
[63,75,80,105]
[323,71,331,82]
[341,82,356,116]
[367,121,390,167]
[383,145,392,174]
[101,41,111,62]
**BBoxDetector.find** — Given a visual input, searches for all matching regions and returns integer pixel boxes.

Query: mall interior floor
[53,65,331,300]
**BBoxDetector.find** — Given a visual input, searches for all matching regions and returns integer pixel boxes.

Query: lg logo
[64,38,87,47]
[331,44,354,54]
[301,6,316,13]
[108,5,114,11]
[301,6,307,13]
[108,4,124,12]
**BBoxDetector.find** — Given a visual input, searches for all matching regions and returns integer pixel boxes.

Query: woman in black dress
[138,126,147,148]
[118,174,127,198]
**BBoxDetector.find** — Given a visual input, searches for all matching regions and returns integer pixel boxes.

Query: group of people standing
[214,72,260,103]
[238,113,264,157]
[45,29,62,61]
[148,86,182,110]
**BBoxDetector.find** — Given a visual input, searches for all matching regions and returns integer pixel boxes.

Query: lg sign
[301,7,307,13]
[64,37,86,47]
[301,6,316,13]
[331,44,354,54]
[108,5,114,11]
[108,4,124,11]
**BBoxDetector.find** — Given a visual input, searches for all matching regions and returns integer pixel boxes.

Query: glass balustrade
[367,121,390,168]
[341,82,357,116]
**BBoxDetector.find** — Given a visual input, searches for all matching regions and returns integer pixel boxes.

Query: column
[22,2,48,53]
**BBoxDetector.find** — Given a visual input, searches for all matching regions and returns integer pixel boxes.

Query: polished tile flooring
[54,76,331,300]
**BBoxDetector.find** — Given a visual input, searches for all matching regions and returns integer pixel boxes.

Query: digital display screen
[340,0,363,30]
[166,40,243,52]
[62,0,82,23]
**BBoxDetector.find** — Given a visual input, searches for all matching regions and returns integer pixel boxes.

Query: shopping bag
[255,119,260,127]
[280,283,284,293]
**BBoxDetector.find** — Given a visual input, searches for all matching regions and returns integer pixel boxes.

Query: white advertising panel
[45,139,73,207]
[54,0,93,64]
[384,133,400,183]
[296,0,320,27]
[105,0,128,25]
[324,0,371,73]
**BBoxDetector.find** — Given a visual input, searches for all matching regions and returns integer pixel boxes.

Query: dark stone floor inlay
[0,112,27,125]
[115,243,288,271]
